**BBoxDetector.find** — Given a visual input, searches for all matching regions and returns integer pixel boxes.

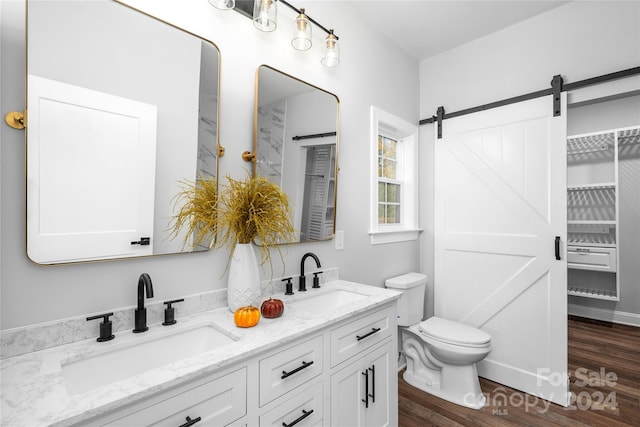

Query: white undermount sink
[290,289,367,315]
[61,322,237,396]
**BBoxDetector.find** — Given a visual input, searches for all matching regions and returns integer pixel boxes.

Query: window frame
[369,106,421,245]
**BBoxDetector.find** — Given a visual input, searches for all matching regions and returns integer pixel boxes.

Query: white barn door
[27,75,157,264]
[434,94,569,406]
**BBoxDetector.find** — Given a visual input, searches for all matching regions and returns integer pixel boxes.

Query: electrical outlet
[335,230,344,250]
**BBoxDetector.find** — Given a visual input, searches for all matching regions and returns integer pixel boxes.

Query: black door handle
[555,236,561,260]
[131,237,150,246]
[369,365,376,403]
[362,369,369,408]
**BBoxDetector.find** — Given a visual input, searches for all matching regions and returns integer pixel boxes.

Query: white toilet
[385,272,491,409]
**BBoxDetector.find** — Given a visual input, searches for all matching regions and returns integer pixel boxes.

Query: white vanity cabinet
[81,301,397,427]
[329,305,397,427]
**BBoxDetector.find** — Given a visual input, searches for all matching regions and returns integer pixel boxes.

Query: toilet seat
[418,316,490,348]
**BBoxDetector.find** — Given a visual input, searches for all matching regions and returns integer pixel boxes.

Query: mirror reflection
[254,65,339,243]
[26,0,220,264]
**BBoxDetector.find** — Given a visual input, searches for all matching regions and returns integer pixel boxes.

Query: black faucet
[299,252,321,292]
[133,273,154,333]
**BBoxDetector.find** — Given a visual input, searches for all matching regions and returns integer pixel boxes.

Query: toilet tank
[385,272,427,327]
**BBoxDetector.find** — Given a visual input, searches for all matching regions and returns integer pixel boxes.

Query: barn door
[27,75,157,263]
[434,94,569,406]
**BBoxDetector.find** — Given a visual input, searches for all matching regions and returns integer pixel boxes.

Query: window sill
[369,229,422,245]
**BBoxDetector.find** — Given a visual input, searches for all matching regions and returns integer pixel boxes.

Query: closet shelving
[566,125,640,301]
[566,129,619,301]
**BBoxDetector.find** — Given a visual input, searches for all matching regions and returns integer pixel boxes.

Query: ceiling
[349,0,571,61]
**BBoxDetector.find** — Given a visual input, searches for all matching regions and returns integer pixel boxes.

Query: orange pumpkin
[234,305,260,328]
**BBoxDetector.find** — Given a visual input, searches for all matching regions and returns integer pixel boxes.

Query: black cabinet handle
[282,409,313,427]
[362,370,369,408]
[178,416,201,427]
[369,365,376,403]
[356,327,381,341]
[281,360,314,379]
[555,236,561,260]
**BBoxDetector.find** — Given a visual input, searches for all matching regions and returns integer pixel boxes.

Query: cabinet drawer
[104,367,246,426]
[568,246,617,272]
[259,380,323,427]
[330,305,394,368]
[259,334,323,406]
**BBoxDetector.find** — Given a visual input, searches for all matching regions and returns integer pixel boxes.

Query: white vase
[227,243,261,312]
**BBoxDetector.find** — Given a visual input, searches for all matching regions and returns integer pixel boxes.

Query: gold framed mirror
[253,65,340,243]
[25,0,221,264]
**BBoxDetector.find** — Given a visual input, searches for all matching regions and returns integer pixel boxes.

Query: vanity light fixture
[208,0,236,11]
[321,29,340,67]
[222,0,340,67]
[253,0,277,32]
[291,8,311,51]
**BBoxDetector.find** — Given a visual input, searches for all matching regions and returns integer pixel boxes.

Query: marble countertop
[1,280,400,426]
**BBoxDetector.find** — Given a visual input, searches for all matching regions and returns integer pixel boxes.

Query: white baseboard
[568,303,640,327]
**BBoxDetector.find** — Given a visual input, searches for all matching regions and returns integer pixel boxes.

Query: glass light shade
[291,9,312,51]
[253,0,277,32]
[321,31,340,67]
[208,0,235,10]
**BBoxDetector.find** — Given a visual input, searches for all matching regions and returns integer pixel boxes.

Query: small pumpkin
[234,305,260,328]
[261,298,284,319]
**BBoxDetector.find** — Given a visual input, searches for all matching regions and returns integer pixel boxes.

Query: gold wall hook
[218,144,226,157]
[242,150,256,162]
[4,111,26,130]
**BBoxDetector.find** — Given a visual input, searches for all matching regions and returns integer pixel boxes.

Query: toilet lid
[418,317,490,347]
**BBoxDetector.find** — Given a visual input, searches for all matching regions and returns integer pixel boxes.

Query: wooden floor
[398,316,640,426]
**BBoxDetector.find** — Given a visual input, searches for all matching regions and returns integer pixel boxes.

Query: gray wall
[1,0,419,329]
[418,1,640,321]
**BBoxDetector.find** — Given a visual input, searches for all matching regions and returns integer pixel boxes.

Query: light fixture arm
[277,0,339,40]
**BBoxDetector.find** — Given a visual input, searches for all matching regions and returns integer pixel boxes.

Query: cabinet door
[330,341,394,427]
[364,345,392,427]
[330,355,366,427]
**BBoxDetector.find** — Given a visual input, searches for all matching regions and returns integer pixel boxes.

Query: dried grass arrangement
[170,174,295,271]
[170,177,218,250]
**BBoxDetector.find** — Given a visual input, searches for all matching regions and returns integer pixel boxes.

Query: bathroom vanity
[0,281,400,426]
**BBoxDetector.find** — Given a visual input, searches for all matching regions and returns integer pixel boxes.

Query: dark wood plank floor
[398,316,640,426]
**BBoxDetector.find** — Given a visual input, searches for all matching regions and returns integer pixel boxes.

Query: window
[378,135,401,224]
[369,107,420,244]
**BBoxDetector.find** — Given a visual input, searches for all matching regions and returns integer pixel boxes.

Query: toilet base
[401,326,489,410]
[403,367,486,409]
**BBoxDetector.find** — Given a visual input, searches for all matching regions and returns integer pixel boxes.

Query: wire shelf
[567,132,614,155]
[568,222,616,246]
[567,183,615,191]
[618,127,640,146]
[568,286,618,301]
